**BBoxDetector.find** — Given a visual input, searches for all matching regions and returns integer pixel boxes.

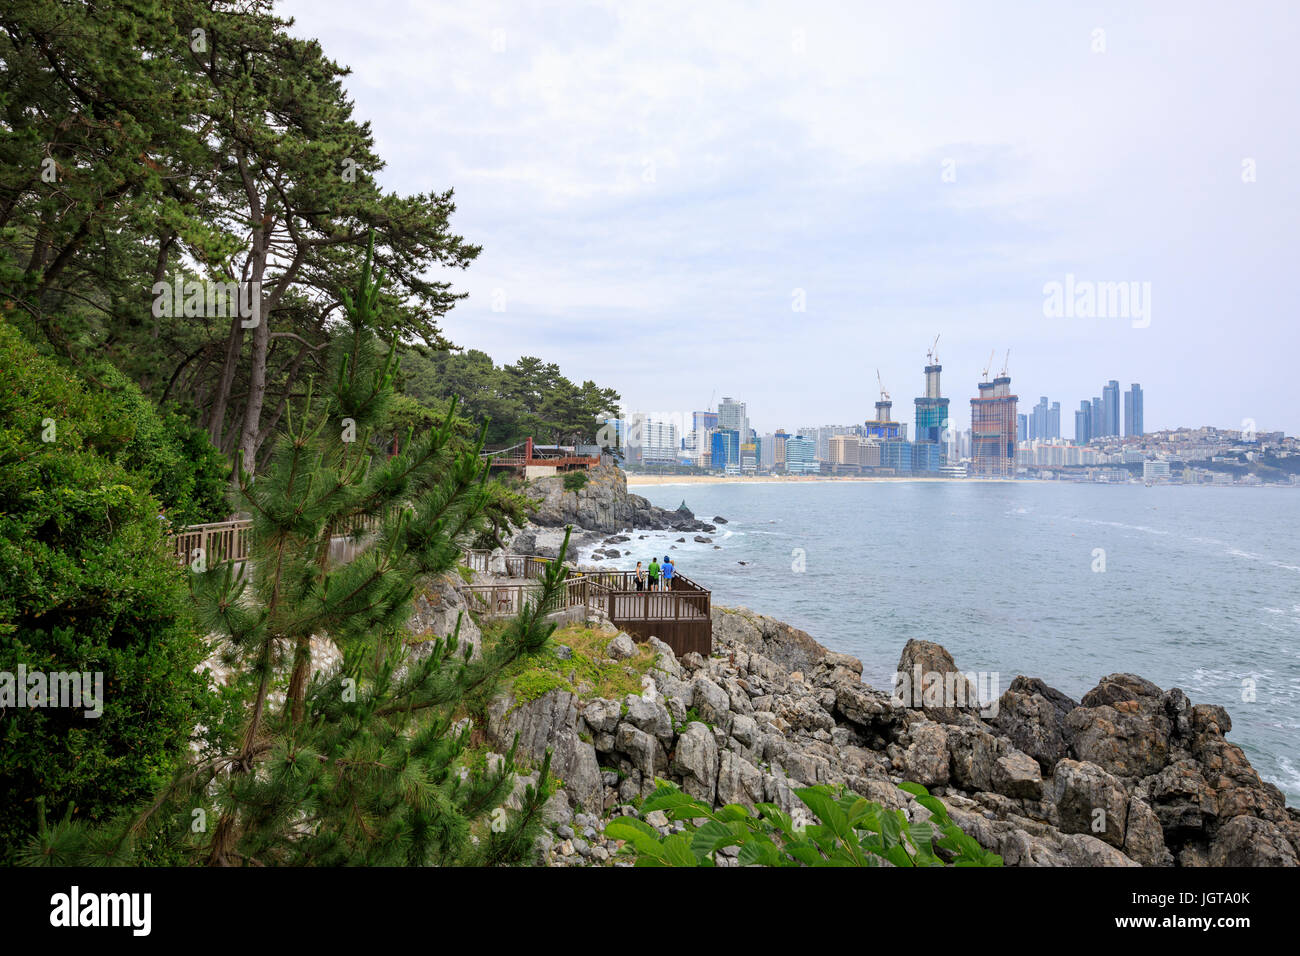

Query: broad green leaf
[641,789,713,819]
[716,804,755,822]
[691,820,741,859]
[916,795,950,822]
[604,818,666,858]
[660,831,699,867]
[796,786,850,839]
[737,835,781,866]
[879,809,903,850]
[884,844,915,867]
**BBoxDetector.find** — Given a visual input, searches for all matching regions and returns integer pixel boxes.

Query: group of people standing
[633,556,676,592]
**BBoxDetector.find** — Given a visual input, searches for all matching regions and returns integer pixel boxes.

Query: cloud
[281,0,1300,434]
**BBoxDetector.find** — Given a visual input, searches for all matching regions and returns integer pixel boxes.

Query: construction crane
[1000,348,1011,377]
[982,349,995,382]
[876,369,890,402]
[926,334,940,365]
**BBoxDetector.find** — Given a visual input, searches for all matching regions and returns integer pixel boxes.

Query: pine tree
[22,236,562,867]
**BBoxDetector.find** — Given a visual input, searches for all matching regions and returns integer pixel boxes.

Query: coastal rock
[899,721,950,788]
[1207,815,1300,867]
[476,601,1293,869]
[895,639,982,724]
[1124,796,1173,867]
[993,676,1078,773]
[691,675,733,731]
[523,461,712,534]
[607,633,637,661]
[992,750,1044,800]
[1066,681,1172,779]
[623,694,674,742]
[408,575,483,662]
[1145,759,1216,839]
[671,722,719,803]
[947,725,1005,793]
[712,606,827,674]
[615,723,667,780]
[1080,673,1164,708]
[1050,759,1129,848]
[716,751,765,807]
[485,690,602,812]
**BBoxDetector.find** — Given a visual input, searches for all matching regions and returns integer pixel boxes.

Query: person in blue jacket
[661,554,674,591]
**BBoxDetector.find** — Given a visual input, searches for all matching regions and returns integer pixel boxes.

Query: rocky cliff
[524,461,714,535]
[484,606,1299,867]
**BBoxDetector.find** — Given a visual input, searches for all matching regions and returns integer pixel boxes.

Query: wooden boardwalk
[173,524,712,656]
[465,558,712,657]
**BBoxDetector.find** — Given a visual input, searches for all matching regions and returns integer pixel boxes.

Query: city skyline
[280,1,1300,438]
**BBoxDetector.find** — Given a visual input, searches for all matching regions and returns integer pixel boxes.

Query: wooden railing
[172,520,251,569]
[172,514,381,568]
[174,519,713,655]
[459,577,592,619]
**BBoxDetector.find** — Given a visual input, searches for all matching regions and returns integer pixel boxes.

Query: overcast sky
[281,0,1299,437]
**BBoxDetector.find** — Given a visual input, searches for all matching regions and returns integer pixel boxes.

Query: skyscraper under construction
[970,356,1018,478]
[914,337,950,460]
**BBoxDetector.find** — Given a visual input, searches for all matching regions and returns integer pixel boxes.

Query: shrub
[604,781,1003,867]
[85,363,230,526]
[563,470,588,492]
[0,321,215,858]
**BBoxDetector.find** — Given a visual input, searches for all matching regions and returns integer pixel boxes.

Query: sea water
[579,480,1300,802]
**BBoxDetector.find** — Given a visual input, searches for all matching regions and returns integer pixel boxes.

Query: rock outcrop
[524,461,715,535]
[480,604,1299,868]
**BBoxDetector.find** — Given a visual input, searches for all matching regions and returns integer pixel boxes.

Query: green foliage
[604,781,1003,867]
[0,321,215,859]
[18,238,559,866]
[399,347,621,448]
[563,471,589,492]
[501,624,654,711]
[86,363,229,525]
[1,0,484,472]
[674,708,711,733]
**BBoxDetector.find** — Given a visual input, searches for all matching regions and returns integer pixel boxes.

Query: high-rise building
[1124,384,1144,437]
[865,397,902,439]
[828,434,860,470]
[692,410,718,433]
[912,440,941,474]
[740,442,758,475]
[880,440,913,474]
[717,398,749,445]
[914,355,950,454]
[1091,397,1102,438]
[859,439,882,468]
[1017,413,1028,442]
[1075,401,1091,443]
[1029,397,1047,440]
[1028,397,1061,441]
[1102,380,1120,438]
[774,430,788,470]
[759,433,776,470]
[633,414,680,465]
[710,429,739,472]
[970,373,1018,477]
[784,436,818,474]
